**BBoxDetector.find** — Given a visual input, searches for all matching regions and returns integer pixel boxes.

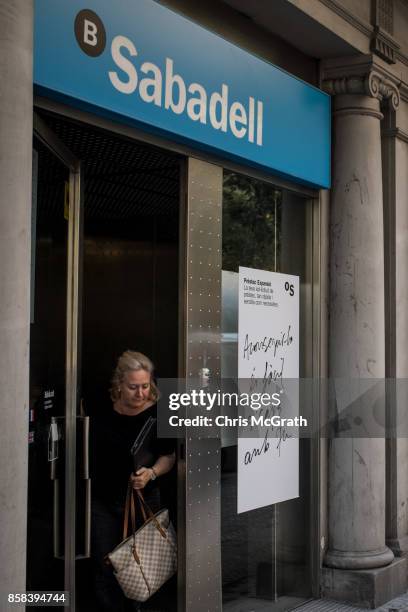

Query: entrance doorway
[28,111,181,611]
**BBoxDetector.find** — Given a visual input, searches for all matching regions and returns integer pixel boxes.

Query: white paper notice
[238,266,299,513]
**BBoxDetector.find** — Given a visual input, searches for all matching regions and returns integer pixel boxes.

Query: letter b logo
[75,9,106,57]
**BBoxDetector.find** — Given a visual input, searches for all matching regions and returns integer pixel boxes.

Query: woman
[90,350,176,611]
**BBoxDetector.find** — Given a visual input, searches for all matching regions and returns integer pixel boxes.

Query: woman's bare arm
[131,452,176,489]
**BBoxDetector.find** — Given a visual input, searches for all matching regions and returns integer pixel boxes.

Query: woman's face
[119,369,152,411]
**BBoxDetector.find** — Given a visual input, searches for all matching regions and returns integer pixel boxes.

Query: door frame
[33,101,323,611]
[33,113,82,609]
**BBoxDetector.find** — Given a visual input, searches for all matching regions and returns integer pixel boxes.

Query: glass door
[27,113,82,609]
[221,170,316,611]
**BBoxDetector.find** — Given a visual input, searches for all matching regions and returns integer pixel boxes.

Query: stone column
[322,62,405,607]
[382,105,408,556]
[0,0,33,606]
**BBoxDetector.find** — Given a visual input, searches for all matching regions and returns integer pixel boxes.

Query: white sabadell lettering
[109,35,138,94]
[139,61,162,106]
[248,96,255,143]
[164,58,186,114]
[209,84,228,132]
[229,101,247,139]
[108,35,264,146]
[256,101,263,146]
[187,83,207,124]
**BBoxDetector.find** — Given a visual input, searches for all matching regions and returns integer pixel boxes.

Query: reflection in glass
[221,171,313,611]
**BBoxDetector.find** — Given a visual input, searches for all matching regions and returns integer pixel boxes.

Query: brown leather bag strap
[136,490,155,518]
[138,493,148,523]
[136,490,167,539]
[130,486,136,533]
[124,480,167,540]
[122,480,133,540]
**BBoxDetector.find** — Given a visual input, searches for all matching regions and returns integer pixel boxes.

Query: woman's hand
[130,467,153,490]
[130,453,175,489]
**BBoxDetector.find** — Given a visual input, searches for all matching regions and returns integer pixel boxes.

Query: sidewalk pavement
[295,593,408,611]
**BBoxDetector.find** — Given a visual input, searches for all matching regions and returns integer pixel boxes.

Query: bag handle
[135,490,167,539]
[122,481,133,540]
[121,483,142,566]
[136,492,177,556]
[123,479,166,539]
[137,491,148,523]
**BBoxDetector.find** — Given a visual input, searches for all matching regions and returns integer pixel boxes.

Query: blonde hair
[110,350,159,402]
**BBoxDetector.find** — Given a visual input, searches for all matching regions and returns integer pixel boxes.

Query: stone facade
[2,0,408,609]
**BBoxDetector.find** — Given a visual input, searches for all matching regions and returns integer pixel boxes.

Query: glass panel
[27,137,69,595]
[221,171,313,611]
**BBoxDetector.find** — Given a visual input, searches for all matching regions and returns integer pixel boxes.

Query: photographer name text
[168,415,307,427]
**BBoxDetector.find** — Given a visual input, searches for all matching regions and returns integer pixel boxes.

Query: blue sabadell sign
[34,0,331,188]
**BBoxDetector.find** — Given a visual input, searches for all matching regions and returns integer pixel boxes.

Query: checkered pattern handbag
[107,483,177,602]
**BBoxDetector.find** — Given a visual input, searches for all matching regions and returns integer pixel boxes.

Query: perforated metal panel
[183,158,222,612]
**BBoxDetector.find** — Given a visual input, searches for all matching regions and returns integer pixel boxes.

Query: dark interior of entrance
[50,113,181,390]
[28,111,180,611]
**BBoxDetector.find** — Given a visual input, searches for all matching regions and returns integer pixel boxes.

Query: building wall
[395,0,408,56]
[159,0,318,84]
